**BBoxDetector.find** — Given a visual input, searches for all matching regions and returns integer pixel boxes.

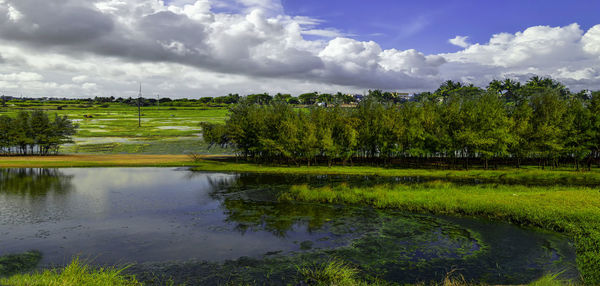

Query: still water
[0,168,578,284]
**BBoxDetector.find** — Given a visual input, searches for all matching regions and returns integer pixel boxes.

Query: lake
[0,168,578,284]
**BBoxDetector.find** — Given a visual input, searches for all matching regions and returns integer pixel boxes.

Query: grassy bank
[3,157,600,185]
[0,155,216,168]
[190,160,600,186]
[280,181,600,284]
[0,258,141,286]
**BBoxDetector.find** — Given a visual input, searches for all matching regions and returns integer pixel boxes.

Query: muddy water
[0,168,578,284]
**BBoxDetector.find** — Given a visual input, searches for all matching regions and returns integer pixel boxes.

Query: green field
[0,102,230,154]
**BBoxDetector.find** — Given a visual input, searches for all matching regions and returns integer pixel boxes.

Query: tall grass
[280,182,600,284]
[0,258,141,286]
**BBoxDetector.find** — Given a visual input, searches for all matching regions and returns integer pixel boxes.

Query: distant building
[396,93,412,102]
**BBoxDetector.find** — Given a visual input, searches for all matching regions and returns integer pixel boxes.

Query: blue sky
[282,0,600,54]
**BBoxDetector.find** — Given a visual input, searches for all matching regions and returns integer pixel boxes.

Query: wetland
[0,168,579,285]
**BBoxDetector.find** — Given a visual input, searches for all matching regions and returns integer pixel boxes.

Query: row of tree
[0,111,78,155]
[202,78,600,170]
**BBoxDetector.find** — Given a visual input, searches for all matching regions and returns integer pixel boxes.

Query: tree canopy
[201,77,600,170]
[0,110,77,155]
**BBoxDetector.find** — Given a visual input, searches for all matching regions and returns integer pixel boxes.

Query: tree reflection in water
[0,168,74,197]
[201,172,379,238]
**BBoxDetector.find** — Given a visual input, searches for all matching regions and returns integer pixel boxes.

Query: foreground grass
[0,257,570,286]
[280,181,600,284]
[0,258,141,286]
[301,261,574,286]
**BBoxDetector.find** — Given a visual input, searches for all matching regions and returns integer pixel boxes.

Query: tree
[528,89,567,168]
[0,111,77,155]
[246,93,272,105]
[458,92,512,169]
[274,93,292,103]
[562,97,593,170]
[434,80,463,98]
[299,92,318,105]
[0,116,15,153]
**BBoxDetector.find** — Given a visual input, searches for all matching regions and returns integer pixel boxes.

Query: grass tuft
[0,258,141,286]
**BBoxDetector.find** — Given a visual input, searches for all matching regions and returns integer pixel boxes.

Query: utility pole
[157,94,159,111]
[138,83,142,127]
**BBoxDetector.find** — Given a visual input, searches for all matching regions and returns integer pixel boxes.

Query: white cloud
[583,24,600,56]
[449,35,470,48]
[72,75,89,83]
[0,0,598,98]
[440,23,600,88]
[0,72,42,81]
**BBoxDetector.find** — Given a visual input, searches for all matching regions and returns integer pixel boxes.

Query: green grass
[191,160,600,185]
[0,257,572,286]
[298,260,380,286]
[0,258,141,286]
[1,103,229,155]
[2,103,228,137]
[279,181,600,284]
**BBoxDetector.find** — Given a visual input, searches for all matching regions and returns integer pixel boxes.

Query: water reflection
[0,168,73,197]
[0,168,579,285]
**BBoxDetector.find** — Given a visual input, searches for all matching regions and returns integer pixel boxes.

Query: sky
[0,0,599,98]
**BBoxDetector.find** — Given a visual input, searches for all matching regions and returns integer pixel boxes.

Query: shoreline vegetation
[2,154,600,184]
[280,182,600,284]
[0,258,571,286]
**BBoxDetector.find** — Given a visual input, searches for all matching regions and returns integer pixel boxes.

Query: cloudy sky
[0,0,599,98]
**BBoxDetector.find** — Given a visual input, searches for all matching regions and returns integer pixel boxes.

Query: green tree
[299,92,318,105]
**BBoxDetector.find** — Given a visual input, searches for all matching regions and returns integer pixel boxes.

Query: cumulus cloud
[0,0,598,98]
[583,24,600,56]
[448,35,470,48]
[440,23,600,88]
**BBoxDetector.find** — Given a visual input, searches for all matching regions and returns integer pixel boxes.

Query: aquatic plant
[281,182,599,284]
